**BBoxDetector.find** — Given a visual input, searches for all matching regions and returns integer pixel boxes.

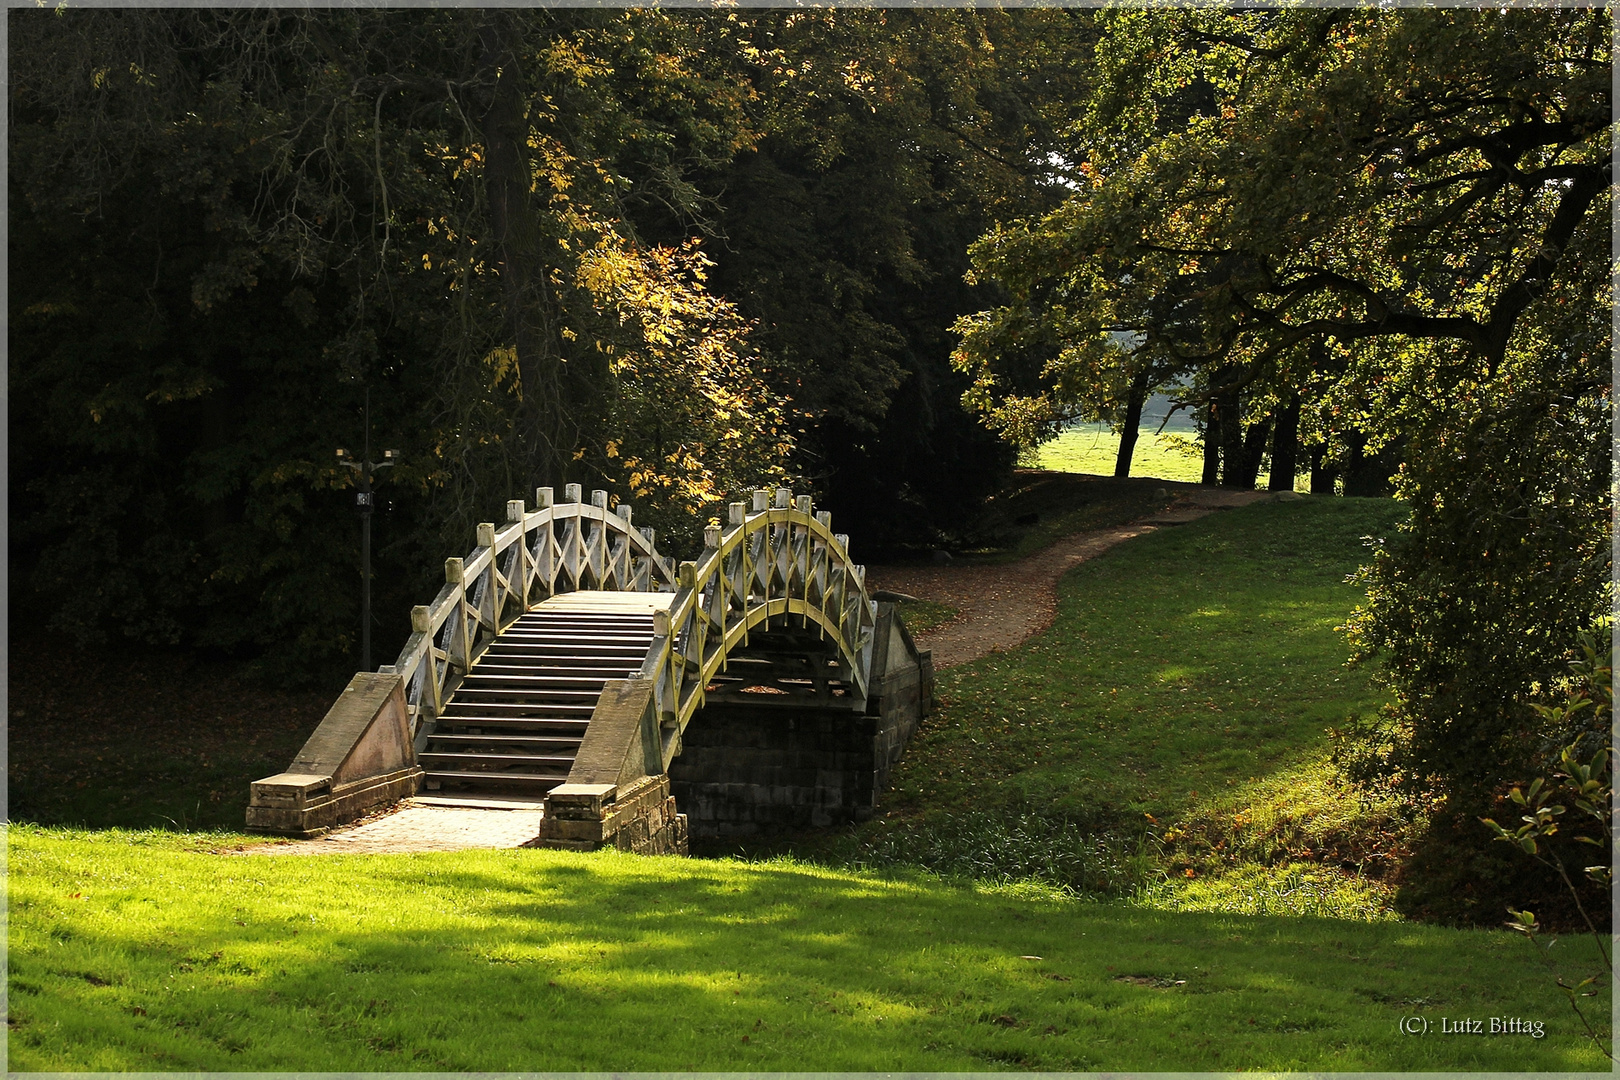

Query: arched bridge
[247,484,933,852]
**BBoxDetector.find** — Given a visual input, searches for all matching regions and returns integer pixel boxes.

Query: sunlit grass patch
[1134,862,1400,921]
[1161,756,1422,880]
[1035,426,1207,482]
[8,823,1610,1071]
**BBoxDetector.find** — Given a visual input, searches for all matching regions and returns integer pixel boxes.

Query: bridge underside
[669,614,930,840]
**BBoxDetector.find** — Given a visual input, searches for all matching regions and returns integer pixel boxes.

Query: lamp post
[337,390,399,672]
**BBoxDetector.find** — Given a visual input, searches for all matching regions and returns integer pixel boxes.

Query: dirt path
[869,486,1277,669]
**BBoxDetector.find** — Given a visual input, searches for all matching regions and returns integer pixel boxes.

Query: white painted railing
[640,487,877,770]
[381,483,876,753]
[380,483,675,734]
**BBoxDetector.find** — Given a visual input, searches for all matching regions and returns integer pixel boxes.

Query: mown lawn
[1035,424,1208,482]
[11,494,1610,1070]
[9,825,1608,1072]
[897,496,1400,821]
[768,496,1413,908]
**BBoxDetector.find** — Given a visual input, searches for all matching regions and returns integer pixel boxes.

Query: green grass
[1035,425,1208,482]
[8,642,332,832]
[742,497,1420,917]
[892,598,959,635]
[891,497,1403,821]
[966,470,1178,563]
[14,494,1611,1069]
[10,824,1609,1071]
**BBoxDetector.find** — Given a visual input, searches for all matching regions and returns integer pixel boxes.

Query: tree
[954,9,1608,491]
[695,8,1100,550]
[950,9,1610,821]
[9,9,788,677]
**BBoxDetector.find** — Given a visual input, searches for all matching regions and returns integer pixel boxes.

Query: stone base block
[536,774,688,856]
[246,766,422,838]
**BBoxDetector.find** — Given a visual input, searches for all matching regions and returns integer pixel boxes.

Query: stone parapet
[246,767,421,838]
[246,672,422,837]
[536,773,688,855]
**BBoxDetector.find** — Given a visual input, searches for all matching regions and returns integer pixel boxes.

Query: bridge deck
[418,591,674,804]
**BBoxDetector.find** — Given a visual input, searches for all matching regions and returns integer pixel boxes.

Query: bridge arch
[641,486,877,769]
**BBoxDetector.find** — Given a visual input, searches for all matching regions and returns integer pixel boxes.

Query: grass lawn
[1035,424,1208,483]
[967,470,1180,563]
[10,825,1609,1071]
[763,497,1414,904]
[891,598,960,635]
[11,494,1611,1070]
[903,496,1400,821]
[8,643,331,832]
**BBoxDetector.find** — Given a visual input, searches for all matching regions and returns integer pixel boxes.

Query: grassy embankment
[740,497,1418,912]
[11,494,1610,1069]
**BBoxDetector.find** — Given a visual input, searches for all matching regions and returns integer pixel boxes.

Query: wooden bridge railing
[379,483,676,736]
[640,487,877,771]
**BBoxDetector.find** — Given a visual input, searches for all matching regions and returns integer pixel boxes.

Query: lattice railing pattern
[639,487,877,771]
[380,483,675,734]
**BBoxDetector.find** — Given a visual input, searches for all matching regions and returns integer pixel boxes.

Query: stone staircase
[417,602,659,799]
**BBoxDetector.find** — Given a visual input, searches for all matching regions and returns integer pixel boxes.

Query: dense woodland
[9,9,1611,922]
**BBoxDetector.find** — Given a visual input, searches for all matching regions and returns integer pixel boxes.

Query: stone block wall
[537,773,688,855]
[669,604,931,839]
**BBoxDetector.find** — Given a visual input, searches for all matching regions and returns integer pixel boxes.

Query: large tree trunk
[1113,366,1151,478]
[479,16,569,488]
[1309,444,1338,494]
[1342,429,1394,496]
[1236,414,1272,488]
[1201,406,1221,485]
[1269,392,1300,491]
[1217,384,1245,487]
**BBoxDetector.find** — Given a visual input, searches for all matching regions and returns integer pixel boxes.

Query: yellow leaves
[482,346,520,393]
[604,440,620,459]
[421,253,433,270]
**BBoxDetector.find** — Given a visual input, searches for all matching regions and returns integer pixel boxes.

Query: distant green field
[1034,426,1206,482]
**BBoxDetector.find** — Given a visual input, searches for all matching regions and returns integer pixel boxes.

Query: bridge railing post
[444,556,469,675]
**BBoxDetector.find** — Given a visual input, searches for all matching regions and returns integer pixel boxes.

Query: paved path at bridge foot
[235,800,544,855]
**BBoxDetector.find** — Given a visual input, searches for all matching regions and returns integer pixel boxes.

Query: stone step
[426,732,584,748]
[496,630,654,644]
[470,663,642,677]
[449,687,604,701]
[433,714,591,729]
[459,673,623,688]
[430,605,660,794]
[423,770,569,789]
[419,751,577,768]
[480,644,649,661]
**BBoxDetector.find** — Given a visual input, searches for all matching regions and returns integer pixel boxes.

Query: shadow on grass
[9,833,1609,1072]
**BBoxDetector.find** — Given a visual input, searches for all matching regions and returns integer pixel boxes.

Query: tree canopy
[9,8,1087,675]
[951,7,1611,803]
